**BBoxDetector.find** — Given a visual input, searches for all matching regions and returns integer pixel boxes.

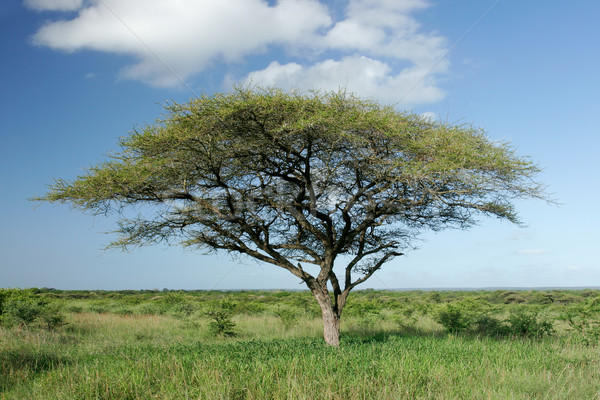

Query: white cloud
[31,0,331,88]
[245,0,448,105]
[505,230,533,241]
[516,249,551,255]
[245,56,445,104]
[29,0,449,104]
[24,0,83,12]
[323,0,445,62]
[420,111,437,121]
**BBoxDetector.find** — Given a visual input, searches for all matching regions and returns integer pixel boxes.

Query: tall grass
[1,289,599,399]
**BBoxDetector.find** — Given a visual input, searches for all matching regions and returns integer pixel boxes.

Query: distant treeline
[24,286,600,304]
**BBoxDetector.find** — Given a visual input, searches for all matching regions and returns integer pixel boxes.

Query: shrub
[428,292,442,304]
[170,302,197,319]
[499,291,526,304]
[473,315,510,337]
[38,302,66,329]
[0,290,64,329]
[392,305,420,330]
[346,300,383,329]
[530,292,554,305]
[0,290,9,317]
[507,307,554,337]
[433,297,492,334]
[206,305,237,338]
[288,297,320,318]
[273,306,300,330]
[89,303,110,314]
[64,304,84,313]
[581,290,600,298]
[90,305,109,314]
[0,290,13,325]
[135,303,164,315]
[434,303,470,333]
[563,296,600,345]
[2,296,42,327]
[236,301,266,315]
[113,307,135,316]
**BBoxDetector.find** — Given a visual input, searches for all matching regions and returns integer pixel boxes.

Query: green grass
[1,289,600,399]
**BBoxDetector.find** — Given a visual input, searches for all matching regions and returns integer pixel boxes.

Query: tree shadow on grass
[340,324,555,346]
[341,326,447,345]
[0,348,70,393]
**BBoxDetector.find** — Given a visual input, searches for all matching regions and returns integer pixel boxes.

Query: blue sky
[1,0,599,290]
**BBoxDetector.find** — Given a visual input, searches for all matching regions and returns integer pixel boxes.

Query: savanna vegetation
[1,288,599,399]
[36,87,552,346]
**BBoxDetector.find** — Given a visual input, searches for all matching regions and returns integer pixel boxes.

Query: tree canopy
[37,87,548,345]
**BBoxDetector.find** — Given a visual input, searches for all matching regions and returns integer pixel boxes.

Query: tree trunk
[321,305,341,347]
[312,286,341,346]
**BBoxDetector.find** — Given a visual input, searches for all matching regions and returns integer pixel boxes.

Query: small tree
[36,87,548,346]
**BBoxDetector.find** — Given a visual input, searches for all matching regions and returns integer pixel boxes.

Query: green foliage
[1,288,600,399]
[498,291,527,304]
[391,304,422,330]
[530,291,554,304]
[0,289,65,329]
[169,302,197,319]
[34,86,551,346]
[234,301,266,315]
[273,306,300,330]
[472,315,510,336]
[2,304,599,399]
[6,287,598,346]
[433,297,491,333]
[38,303,66,330]
[428,292,442,303]
[563,296,600,345]
[89,303,110,314]
[3,297,41,327]
[506,307,554,337]
[0,289,13,322]
[432,298,554,338]
[113,306,135,316]
[347,300,383,316]
[346,299,384,330]
[434,303,470,333]
[64,304,84,313]
[206,303,237,338]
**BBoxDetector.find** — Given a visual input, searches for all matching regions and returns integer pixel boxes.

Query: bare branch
[36,86,551,345]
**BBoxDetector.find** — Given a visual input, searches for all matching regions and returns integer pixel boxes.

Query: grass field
[1,289,599,399]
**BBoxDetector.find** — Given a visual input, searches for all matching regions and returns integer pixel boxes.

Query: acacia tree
[37,87,547,346]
